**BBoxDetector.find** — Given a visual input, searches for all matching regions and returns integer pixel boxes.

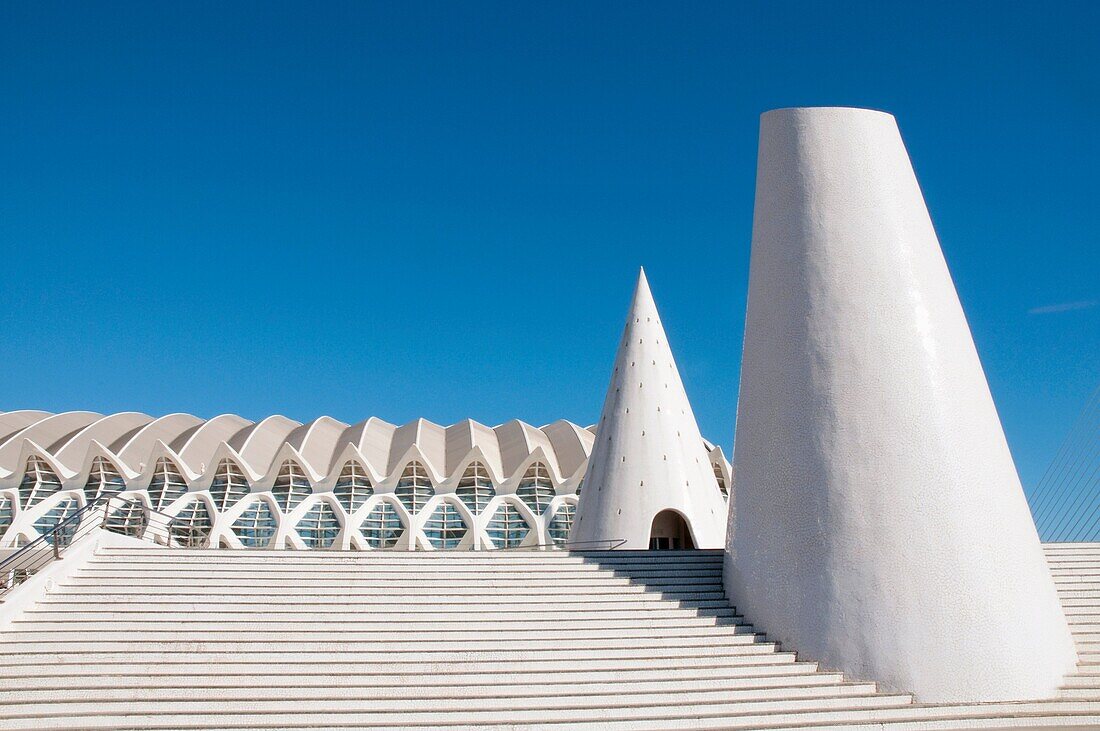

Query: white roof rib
[231,415,303,474]
[495,420,538,478]
[0,411,730,491]
[176,414,253,473]
[444,419,504,477]
[0,411,102,466]
[348,417,397,476]
[0,411,51,444]
[113,413,204,470]
[390,418,446,477]
[53,412,153,467]
[287,416,349,476]
[543,420,594,479]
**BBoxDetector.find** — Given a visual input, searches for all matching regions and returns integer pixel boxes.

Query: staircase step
[0,671,848,692]
[0,683,884,710]
[0,694,917,729]
[0,660,827,682]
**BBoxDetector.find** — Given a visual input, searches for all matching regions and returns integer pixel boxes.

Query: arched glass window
[394,461,434,514]
[33,497,79,547]
[0,494,14,536]
[424,501,467,550]
[103,499,148,538]
[486,502,531,548]
[360,500,404,549]
[172,497,212,548]
[18,456,62,509]
[231,498,277,548]
[455,462,495,514]
[516,462,555,515]
[83,457,126,502]
[209,459,250,512]
[334,460,373,513]
[272,460,311,512]
[713,463,729,499]
[548,500,577,545]
[297,500,341,549]
[148,458,188,511]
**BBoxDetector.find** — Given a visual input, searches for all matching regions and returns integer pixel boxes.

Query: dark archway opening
[648,510,696,550]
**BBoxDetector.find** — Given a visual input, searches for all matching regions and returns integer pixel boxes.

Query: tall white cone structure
[571,269,727,549]
[727,107,1076,702]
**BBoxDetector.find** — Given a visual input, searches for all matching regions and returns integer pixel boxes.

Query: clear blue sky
[1,2,1096,492]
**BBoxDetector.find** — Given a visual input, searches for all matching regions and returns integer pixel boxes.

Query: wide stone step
[0,640,783,657]
[0,632,769,649]
[81,559,723,571]
[0,683,884,712]
[70,569,721,582]
[8,611,739,628]
[0,651,800,670]
[1,671,848,693]
[8,623,756,639]
[0,693,916,729]
[48,583,717,597]
[21,595,731,612]
[59,577,721,589]
[0,661,826,683]
[91,548,724,560]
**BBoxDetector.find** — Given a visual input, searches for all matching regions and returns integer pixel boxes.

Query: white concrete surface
[726,106,1077,703]
[571,269,728,549]
[0,544,1098,729]
[0,411,731,551]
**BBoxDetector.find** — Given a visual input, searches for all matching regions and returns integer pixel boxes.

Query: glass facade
[334,460,373,513]
[210,459,250,512]
[455,462,495,514]
[103,499,148,538]
[713,463,729,499]
[231,498,277,548]
[272,460,311,512]
[171,497,213,547]
[0,494,11,535]
[394,461,434,514]
[516,462,555,515]
[148,458,188,511]
[486,502,531,548]
[18,456,62,509]
[297,500,341,548]
[360,500,404,549]
[424,501,467,549]
[33,497,79,546]
[83,456,127,502]
[548,500,577,545]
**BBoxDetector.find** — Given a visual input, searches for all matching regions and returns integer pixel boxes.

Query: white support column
[726,106,1076,702]
[571,269,727,549]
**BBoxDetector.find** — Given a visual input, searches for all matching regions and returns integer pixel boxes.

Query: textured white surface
[572,270,727,549]
[726,106,1077,702]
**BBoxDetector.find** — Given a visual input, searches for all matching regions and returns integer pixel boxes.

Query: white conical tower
[571,269,727,549]
[727,107,1076,702]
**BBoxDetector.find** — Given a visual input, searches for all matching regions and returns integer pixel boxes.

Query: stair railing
[0,495,209,601]
[504,538,628,551]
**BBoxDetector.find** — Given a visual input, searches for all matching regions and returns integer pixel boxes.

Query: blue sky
[0,1,1096,492]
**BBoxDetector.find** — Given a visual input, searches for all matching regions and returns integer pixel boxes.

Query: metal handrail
[0,494,210,600]
[503,538,628,551]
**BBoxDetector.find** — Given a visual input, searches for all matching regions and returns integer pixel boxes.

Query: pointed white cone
[727,107,1076,702]
[571,269,728,549]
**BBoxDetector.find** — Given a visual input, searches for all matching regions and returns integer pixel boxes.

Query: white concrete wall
[572,270,728,549]
[726,106,1077,702]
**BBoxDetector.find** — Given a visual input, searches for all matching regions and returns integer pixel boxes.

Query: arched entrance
[648,510,696,550]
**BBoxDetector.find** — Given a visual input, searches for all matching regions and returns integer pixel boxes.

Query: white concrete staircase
[0,544,1097,729]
